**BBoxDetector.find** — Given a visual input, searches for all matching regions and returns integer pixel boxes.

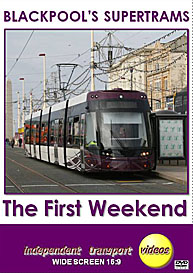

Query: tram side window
[67,117,73,145]
[50,120,55,146]
[41,121,48,145]
[36,124,39,144]
[41,123,45,145]
[73,116,80,146]
[80,114,85,146]
[31,122,36,144]
[66,116,80,147]
[58,119,64,147]
[86,112,97,147]
[40,114,49,145]
[24,121,30,144]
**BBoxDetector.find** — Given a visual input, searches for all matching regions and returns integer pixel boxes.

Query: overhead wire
[6,30,35,77]
[69,69,90,87]
[96,31,186,68]
[95,39,187,79]
[94,52,186,84]
[12,30,186,114]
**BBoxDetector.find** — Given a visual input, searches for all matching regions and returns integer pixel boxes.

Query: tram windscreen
[86,112,98,147]
[100,112,148,148]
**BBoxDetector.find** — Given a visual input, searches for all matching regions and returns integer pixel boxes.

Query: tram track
[6,174,25,193]
[6,149,186,194]
[6,155,148,193]
[6,157,78,194]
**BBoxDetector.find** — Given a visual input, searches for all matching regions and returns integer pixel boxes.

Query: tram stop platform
[154,164,187,185]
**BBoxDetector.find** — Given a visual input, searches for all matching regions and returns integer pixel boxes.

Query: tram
[24,89,156,172]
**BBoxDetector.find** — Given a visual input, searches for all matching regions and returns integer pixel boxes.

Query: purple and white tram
[24,89,155,172]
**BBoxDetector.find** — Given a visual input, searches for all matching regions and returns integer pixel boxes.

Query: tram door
[80,114,86,170]
[54,119,59,163]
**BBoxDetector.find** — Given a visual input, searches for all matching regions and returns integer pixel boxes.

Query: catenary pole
[91,30,95,91]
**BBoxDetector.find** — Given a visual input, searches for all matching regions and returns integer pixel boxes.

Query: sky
[5,29,187,130]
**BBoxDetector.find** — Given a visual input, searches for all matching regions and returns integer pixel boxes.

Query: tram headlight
[101,150,114,157]
[140,95,147,99]
[119,94,124,99]
[140,151,150,157]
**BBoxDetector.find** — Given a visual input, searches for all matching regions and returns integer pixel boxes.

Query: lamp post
[16,91,21,130]
[91,31,95,91]
[150,86,153,111]
[39,53,47,109]
[173,88,177,111]
[30,90,33,115]
[130,67,133,91]
[19,77,25,128]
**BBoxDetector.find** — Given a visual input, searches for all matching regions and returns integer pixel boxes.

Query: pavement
[154,165,187,184]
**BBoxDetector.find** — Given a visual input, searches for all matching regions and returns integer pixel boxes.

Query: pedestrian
[19,138,22,147]
[11,138,15,148]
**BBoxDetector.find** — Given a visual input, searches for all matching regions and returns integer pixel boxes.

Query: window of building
[163,58,167,67]
[155,63,159,71]
[155,81,161,91]
[164,79,168,91]
[148,61,152,71]
[166,96,173,110]
[155,101,161,110]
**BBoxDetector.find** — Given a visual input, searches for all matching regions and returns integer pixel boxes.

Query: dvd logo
[139,234,173,269]
[174,260,189,270]
[140,245,170,255]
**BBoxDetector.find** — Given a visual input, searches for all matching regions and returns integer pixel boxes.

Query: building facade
[108,34,187,111]
[109,47,151,92]
[146,35,187,111]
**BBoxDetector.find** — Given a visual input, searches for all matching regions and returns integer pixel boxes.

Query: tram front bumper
[84,153,154,172]
[101,157,154,172]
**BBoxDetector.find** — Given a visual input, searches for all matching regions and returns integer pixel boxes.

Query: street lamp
[30,91,33,115]
[39,53,47,109]
[90,31,95,91]
[19,77,25,128]
[16,91,21,130]
[173,89,177,111]
[150,86,153,111]
[130,67,133,91]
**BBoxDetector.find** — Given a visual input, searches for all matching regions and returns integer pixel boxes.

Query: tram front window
[86,112,98,147]
[100,112,148,148]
